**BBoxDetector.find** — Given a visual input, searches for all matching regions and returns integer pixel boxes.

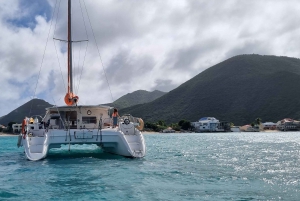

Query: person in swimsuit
[112,108,120,128]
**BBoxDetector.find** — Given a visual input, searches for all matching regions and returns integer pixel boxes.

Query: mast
[68,0,73,94]
[64,0,79,106]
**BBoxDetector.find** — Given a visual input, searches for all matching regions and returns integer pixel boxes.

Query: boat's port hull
[20,128,146,160]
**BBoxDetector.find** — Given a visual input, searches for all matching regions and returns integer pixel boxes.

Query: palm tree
[255,118,262,125]
[157,120,166,126]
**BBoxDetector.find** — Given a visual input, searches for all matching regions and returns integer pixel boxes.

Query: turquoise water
[1,132,300,200]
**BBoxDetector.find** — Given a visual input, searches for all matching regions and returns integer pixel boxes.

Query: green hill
[3,55,300,126]
[0,99,53,125]
[120,55,300,125]
[109,90,166,109]
[0,90,166,126]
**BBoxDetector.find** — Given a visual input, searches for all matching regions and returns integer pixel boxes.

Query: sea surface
[1,132,300,200]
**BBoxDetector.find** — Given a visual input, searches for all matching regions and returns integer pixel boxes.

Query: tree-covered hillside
[0,90,166,125]
[109,90,166,109]
[120,55,300,125]
[0,99,53,125]
[3,54,300,126]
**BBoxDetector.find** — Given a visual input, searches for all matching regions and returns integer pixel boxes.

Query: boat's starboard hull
[19,127,146,161]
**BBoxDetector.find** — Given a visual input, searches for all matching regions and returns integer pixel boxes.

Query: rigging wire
[82,0,115,102]
[52,0,67,93]
[51,96,65,129]
[29,0,113,114]
[52,0,66,91]
[53,40,67,93]
[29,0,58,117]
[73,42,84,95]
[79,0,89,45]
[76,41,82,93]
[75,41,89,95]
[70,0,87,96]
[53,0,61,38]
[75,0,90,95]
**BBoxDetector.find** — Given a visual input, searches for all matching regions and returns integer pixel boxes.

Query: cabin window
[82,116,97,124]
[65,111,77,121]
[65,111,77,129]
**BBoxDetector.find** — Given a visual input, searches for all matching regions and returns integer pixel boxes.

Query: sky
[0,0,300,117]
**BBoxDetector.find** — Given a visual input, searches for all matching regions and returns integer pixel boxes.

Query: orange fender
[21,119,27,139]
[21,119,26,134]
[136,118,144,131]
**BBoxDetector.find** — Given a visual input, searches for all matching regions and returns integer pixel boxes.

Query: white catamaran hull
[20,127,146,161]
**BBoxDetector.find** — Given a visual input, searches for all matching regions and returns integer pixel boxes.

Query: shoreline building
[262,122,277,130]
[0,124,6,131]
[240,125,259,132]
[230,126,240,132]
[191,117,230,132]
[12,124,22,133]
[276,118,300,131]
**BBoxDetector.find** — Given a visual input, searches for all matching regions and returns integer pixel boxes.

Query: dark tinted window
[82,116,97,124]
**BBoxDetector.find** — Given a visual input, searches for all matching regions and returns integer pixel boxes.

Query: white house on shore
[191,117,230,132]
[262,122,277,130]
[12,123,22,133]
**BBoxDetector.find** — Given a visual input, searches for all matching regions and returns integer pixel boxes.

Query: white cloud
[0,0,300,117]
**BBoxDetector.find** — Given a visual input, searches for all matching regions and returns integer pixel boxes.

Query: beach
[0,132,17,136]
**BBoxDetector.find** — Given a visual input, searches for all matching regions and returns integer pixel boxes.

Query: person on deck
[112,108,120,128]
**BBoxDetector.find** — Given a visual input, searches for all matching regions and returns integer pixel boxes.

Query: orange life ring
[135,118,144,131]
[64,92,79,106]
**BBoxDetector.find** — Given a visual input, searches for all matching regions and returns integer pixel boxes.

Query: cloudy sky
[0,0,300,117]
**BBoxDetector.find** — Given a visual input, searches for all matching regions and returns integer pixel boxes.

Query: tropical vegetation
[144,119,193,132]
[2,55,300,127]
[121,54,300,125]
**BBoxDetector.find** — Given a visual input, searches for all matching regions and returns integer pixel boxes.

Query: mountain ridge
[0,99,53,126]
[2,54,300,126]
[120,54,300,125]
[0,90,166,125]
[108,90,166,109]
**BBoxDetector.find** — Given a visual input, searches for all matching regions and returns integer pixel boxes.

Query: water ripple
[1,133,300,200]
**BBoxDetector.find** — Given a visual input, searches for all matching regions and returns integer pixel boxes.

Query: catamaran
[17,0,146,161]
